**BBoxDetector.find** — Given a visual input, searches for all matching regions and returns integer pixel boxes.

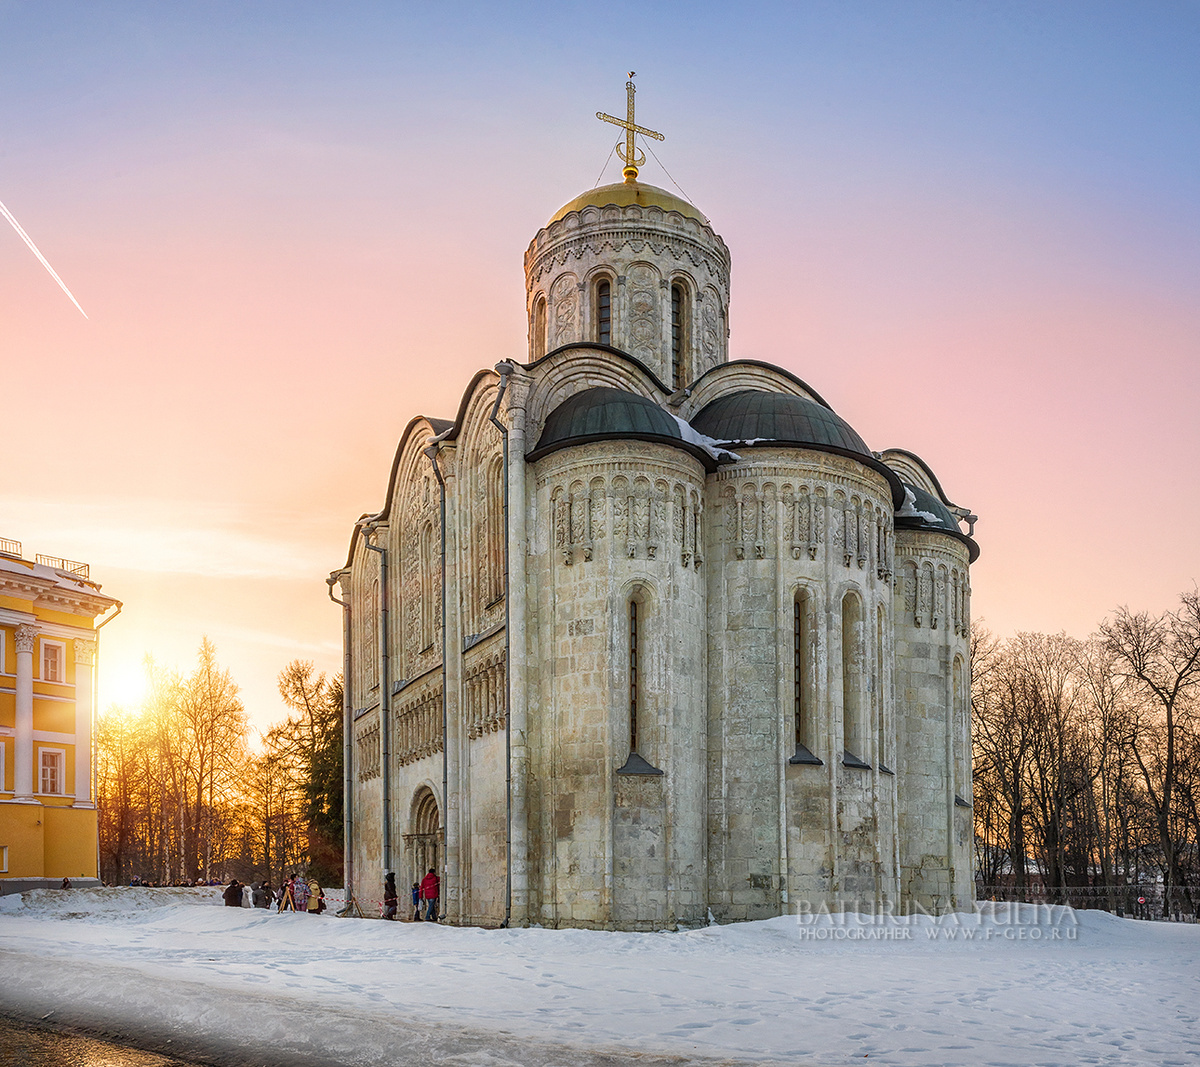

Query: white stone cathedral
[332,106,978,928]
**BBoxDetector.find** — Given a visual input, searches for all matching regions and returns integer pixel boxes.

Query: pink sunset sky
[2,2,1197,734]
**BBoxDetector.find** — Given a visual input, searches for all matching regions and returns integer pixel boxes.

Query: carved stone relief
[700,297,720,365]
[627,264,660,366]
[548,468,703,568]
[551,273,578,349]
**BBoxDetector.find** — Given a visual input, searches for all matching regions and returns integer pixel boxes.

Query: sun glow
[99,658,149,713]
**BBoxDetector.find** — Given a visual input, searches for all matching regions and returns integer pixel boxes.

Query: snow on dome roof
[895,483,980,562]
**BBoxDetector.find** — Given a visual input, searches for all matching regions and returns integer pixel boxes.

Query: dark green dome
[528,387,717,467]
[691,390,870,454]
[896,484,958,531]
[692,389,905,507]
[895,482,980,562]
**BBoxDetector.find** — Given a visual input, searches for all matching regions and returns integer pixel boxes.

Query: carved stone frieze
[465,650,506,739]
[546,463,704,569]
[392,682,445,766]
[355,717,381,781]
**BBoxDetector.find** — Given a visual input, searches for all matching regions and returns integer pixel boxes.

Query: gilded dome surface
[547,180,705,227]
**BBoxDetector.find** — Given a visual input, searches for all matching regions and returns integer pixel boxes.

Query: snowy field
[1,888,1197,1067]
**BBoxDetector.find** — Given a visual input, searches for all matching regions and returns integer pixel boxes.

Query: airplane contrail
[0,196,88,319]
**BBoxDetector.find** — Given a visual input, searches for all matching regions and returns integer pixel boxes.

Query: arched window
[531,295,547,359]
[596,279,611,346]
[419,522,436,651]
[789,591,822,765]
[842,592,869,768]
[670,283,686,389]
[486,455,504,606]
[367,576,380,691]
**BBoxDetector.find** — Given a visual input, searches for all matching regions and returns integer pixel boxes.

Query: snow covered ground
[1,887,1197,1067]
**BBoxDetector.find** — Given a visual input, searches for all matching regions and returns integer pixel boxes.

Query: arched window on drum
[670,283,688,390]
[531,294,547,359]
[595,278,612,346]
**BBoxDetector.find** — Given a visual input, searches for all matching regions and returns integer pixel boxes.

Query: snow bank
[1,888,1198,1066]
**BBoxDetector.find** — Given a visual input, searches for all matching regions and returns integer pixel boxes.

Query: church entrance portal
[404,788,442,891]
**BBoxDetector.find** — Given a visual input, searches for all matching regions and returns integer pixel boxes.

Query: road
[0,1014,211,1067]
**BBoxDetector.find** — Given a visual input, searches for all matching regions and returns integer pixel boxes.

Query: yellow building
[0,538,120,890]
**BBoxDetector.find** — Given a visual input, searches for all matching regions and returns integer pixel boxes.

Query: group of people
[222,874,327,914]
[382,868,439,922]
[218,867,441,922]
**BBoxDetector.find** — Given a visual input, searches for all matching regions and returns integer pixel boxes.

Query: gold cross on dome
[596,74,664,183]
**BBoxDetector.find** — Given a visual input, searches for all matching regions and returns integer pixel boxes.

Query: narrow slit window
[789,595,822,765]
[629,599,639,753]
[597,280,611,345]
[618,596,662,776]
[877,606,892,774]
[841,594,869,769]
[671,284,684,389]
[794,600,803,749]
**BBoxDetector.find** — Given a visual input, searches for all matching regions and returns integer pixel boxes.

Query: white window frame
[38,745,66,796]
[0,739,6,793]
[0,845,8,873]
[41,639,66,684]
[0,628,6,674]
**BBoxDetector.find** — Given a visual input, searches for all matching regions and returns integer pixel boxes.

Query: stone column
[14,623,38,802]
[74,638,97,806]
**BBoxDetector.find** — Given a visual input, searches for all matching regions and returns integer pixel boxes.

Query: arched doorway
[404,788,441,890]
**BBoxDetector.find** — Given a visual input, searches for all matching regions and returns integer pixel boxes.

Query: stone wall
[705,450,898,918]
[527,440,708,928]
[892,529,973,912]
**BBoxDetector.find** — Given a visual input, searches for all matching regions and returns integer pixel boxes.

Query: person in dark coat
[383,873,398,920]
[420,868,439,922]
[222,879,242,907]
[411,882,421,921]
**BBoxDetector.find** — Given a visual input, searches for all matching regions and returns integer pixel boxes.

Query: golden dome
[547,179,705,227]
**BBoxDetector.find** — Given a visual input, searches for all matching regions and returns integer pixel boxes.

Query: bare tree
[1101,589,1200,914]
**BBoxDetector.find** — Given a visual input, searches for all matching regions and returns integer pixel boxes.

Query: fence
[36,554,90,579]
[978,883,1198,921]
